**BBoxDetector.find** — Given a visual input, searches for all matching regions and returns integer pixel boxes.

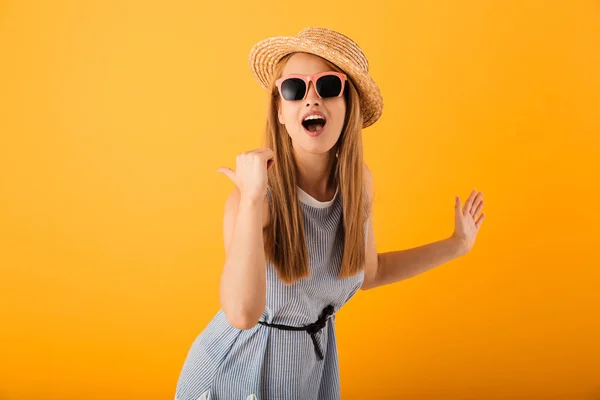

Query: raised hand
[217,148,275,201]
[452,189,485,255]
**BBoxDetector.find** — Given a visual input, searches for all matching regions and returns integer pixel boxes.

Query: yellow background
[1,1,599,399]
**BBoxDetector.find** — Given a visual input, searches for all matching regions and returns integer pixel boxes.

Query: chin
[301,140,337,155]
[291,127,339,152]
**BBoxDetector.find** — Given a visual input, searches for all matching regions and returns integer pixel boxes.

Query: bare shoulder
[222,186,270,252]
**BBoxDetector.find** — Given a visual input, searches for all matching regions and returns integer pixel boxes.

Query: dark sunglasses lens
[316,75,343,98]
[280,78,306,100]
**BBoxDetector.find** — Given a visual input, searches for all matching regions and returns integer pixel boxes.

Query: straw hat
[248,27,383,129]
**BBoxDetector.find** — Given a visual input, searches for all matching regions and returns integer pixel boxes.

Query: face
[277,52,346,156]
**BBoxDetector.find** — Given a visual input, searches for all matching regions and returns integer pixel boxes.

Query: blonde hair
[262,53,370,285]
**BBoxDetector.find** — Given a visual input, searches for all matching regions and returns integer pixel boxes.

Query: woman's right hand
[218,148,275,201]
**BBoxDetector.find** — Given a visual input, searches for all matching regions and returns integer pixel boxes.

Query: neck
[294,147,337,199]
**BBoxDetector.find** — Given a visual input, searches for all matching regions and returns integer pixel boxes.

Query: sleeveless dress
[174,184,368,400]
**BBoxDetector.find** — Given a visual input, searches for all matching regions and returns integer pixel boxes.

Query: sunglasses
[276,71,347,101]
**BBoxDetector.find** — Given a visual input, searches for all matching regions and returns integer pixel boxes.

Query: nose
[305,81,320,106]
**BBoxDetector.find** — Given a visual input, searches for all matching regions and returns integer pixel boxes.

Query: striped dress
[174,184,368,400]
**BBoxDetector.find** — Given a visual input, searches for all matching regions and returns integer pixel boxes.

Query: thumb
[455,195,462,215]
[217,167,236,184]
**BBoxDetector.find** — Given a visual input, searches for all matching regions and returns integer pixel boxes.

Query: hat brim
[249,36,383,129]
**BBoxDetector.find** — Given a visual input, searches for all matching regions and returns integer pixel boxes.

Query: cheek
[280,104,299,126]
[329,101,347,128]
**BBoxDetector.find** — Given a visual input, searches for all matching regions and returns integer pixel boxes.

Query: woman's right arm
[219,187,270,330]
[217,148,274,330]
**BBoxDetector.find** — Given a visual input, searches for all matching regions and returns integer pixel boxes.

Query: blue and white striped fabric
[174,184,368,400]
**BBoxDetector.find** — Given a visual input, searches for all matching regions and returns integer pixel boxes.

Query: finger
[217,167,236,184]
[248,147,274,157]
[254,150,275,170]
[473,200,484,217]
[463,189,477,215]
[258,148,276,163]
[260,147,275,155]
[470,192,483,215]
[455,195,462,214]
[475,213,485,229]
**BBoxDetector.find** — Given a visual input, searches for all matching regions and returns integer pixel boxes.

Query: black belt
[258,305,335,361]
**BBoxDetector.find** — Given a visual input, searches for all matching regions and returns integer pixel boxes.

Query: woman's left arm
[361,166,485,290]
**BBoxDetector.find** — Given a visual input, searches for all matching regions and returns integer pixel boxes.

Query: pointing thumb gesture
[217,148,275,201]
[217,167,236,184]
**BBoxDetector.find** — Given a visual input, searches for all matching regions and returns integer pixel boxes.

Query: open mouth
[301,115,327,133]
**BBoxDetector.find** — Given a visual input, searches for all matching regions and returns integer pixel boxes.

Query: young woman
[174,27,485,400]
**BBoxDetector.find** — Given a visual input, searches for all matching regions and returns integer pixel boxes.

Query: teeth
[303,114,326,122]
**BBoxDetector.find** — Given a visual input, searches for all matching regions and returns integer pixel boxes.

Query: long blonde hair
[262,53,370,285]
